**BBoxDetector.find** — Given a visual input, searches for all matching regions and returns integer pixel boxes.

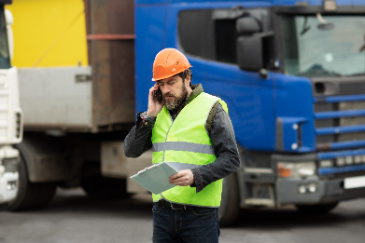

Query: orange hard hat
[152,48,192,81]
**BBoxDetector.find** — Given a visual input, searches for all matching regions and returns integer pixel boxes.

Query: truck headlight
[278,162,316,178]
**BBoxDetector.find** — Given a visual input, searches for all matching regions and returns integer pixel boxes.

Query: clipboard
[130,162,178,194]
[130,162,199,194]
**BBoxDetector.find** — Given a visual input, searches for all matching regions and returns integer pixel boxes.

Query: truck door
[166,4,277,151]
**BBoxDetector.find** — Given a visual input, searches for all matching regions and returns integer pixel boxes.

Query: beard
[164,84,188,111]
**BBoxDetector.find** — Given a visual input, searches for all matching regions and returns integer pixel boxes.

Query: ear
[184,75,191,88]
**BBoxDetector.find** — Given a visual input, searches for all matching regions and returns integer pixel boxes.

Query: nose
[160,85,170,94]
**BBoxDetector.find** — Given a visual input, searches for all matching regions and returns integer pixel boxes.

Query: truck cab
[0,1,22,204]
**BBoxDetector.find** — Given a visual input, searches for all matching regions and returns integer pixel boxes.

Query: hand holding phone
[153,88,163,103]
[147,84,164,118]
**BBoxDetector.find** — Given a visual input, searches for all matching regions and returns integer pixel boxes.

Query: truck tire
[295,202,339,214]
[219,173,240,227]
[7,153,57,211]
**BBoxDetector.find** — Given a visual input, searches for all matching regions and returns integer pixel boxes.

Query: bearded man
[124,48,240,243]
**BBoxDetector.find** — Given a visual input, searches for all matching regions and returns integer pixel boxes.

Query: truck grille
[313,77,365,176]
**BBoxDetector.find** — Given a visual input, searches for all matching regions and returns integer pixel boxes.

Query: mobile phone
[153,88,163,103]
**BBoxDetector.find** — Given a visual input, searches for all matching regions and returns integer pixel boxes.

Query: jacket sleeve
[123,112,154,158]
[191,104,240,193]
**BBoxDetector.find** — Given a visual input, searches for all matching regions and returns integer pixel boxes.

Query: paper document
[130,162,198,194]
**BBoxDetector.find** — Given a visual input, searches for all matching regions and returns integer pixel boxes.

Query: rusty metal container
[85,0,135,132]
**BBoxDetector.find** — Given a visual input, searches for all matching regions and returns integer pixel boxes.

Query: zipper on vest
[162,112,175,162]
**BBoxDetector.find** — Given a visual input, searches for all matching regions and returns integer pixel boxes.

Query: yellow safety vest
[151,92,228,207]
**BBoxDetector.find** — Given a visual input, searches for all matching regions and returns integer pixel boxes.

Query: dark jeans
[152,202,220,243]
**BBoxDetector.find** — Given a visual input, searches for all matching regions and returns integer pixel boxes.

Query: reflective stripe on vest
[151,92,228,207]
[153,142,215,155]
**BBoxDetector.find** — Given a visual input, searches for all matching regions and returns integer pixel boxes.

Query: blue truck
[6,0,365,226]
[135,0,365,225]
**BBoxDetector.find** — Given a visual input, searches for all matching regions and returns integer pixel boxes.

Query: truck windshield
[282,15,365,77]
[0,7,10,69]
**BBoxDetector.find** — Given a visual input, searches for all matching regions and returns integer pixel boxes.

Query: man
[124,48,240,243]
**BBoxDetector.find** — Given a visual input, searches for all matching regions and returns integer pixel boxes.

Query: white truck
[0,1,22,204]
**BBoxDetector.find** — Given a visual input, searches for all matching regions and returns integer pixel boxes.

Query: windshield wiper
[359,34,365,52]
[300,16,310,36]
[298,64,342,77]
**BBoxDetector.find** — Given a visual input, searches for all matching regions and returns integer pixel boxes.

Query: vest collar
[186,84,204,106]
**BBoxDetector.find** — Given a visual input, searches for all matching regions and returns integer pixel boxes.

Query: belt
[157,200,189,210]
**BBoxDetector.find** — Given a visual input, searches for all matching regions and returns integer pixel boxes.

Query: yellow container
[6,0,88,67]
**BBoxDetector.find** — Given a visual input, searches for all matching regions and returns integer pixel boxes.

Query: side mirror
[5,9,14,60]
[237,35,262,71]
[236,16,273,72]
[236,16,261,34]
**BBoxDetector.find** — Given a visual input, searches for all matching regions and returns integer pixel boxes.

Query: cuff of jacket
[136,112,156,129]
[191,168,204,193]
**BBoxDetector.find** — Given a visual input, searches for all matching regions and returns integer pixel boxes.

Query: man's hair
[178,69,193,87]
